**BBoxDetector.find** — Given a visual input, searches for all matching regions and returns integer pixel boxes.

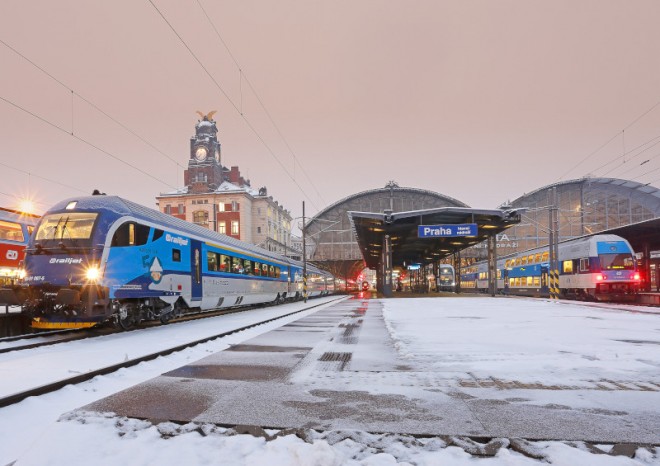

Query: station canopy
[348,207,521,269]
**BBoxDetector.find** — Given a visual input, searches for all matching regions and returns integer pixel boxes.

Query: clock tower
[184,111,223,193]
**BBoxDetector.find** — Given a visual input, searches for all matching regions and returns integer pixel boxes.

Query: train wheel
[118,304,137,330]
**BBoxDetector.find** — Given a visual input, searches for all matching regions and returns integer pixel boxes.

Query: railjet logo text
[49,258,83,264]
[165,234,189,246]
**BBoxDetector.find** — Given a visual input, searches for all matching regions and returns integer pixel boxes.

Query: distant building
[156,112,293,254]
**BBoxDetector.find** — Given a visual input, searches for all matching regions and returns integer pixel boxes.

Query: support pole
[487,234,497,296]
[382,234,393,297]
[302,201,307,302]
[549,187,560,300]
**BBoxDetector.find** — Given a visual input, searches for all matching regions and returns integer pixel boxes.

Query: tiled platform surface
[85,297,660,444]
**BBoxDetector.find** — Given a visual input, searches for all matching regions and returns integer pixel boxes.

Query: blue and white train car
[6,195,333,329]
[460,234,640,301]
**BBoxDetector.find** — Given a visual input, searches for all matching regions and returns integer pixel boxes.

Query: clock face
[195,146,208,161]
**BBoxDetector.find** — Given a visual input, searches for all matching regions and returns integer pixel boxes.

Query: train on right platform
[460,234,641,301]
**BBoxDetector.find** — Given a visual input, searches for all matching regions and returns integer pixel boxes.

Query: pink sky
[2,0,660,219]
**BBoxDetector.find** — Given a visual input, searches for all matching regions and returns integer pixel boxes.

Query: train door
[190,239,203,301]
[541,265,549,293]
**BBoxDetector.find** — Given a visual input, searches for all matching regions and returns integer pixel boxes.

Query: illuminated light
[0,268,11,277]
[85,265,101,282]
[65,201,78,210]
[371,227,384,232]
[596,274,605,281]
[18,199,35,214]
[633,273,640,280]
[18,268,27,280]
[481,225,498,229]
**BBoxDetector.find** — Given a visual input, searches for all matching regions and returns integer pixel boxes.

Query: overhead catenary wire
[0,95,178,191]
[0,37,185,171]
[195,0,327,207]
[558,99,660,181]
[147,0,321,213]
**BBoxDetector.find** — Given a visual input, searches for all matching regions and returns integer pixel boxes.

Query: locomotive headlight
[85,265,101,282]
[17,268,27,280]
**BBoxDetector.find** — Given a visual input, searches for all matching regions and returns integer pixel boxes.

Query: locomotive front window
[35,213,98,242]
[599,253,635,270]
[0,220,24,242]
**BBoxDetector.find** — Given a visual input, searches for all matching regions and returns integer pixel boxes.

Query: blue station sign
[418,223,478,238]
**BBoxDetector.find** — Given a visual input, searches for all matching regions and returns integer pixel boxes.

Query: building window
[257,226,261,234]
[231,201,239,212]
[178,204,184,214]
[165,205,171,214]
[231,220,239,235]
[218,221,226,234]
[193,210,209,226]
[218,203,225,212]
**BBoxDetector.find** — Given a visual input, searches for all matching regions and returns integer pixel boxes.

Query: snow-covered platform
[84,296,660,444]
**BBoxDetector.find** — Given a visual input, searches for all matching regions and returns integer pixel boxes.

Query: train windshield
[599,253,635,270]
[34,213,98,246]
[439,266,454,276]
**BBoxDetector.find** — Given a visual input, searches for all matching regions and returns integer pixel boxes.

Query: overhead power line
[147,0,321,212]
[0,95,178,190]
[0,38,185,171]
[558,99,660,181]
[195,0,327,207]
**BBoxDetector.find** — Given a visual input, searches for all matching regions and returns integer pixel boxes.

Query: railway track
[0,296,343,408]
[0,300,315,354]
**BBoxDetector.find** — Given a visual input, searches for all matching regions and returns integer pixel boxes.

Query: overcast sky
[2,0,660,220]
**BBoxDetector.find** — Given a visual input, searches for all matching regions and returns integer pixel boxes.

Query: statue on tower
[196,110,217,121]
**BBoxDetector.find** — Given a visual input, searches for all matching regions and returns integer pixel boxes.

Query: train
[459,234,640,301]
[435,264,456,292]
[0,207,40,287]
[0,195,338,329]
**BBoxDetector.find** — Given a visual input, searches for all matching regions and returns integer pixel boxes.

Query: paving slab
[84,296,660,443]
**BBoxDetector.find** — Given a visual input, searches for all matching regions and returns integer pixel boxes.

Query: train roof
[42,195,326,273]
[0,206,40,226]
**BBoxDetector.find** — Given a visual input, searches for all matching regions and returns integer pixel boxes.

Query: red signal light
[596,274,604,281]
[633,273,640,280]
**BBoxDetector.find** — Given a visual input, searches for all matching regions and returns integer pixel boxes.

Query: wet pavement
[84,296,660,444]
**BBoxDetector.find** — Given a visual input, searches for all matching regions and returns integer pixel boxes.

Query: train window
[521,256,528,265]
[515,277,521,286]
[0,220,24,242]
[497,270,502,279]
[526,276,533,286]
[253,262,261,275]
[541,251,549,262]
[36,213,97,242]
[275,267,281,278]
[269,265,275,277]
[232,257,243,274]
[172,249,181,262]
[218,254,230,272]
[505,260,511,268]
[579,258,590,272]
[111,222,149,247]
[533,276,540,287]
[535,253,541,263]
[528,255,535,264]
[562,260,574,274]
[153,229,164,242]
[243,259,253,275]
[515,258,522,266]
[207,252,218,271]
[262,263,269,276]
[509,278,514,287]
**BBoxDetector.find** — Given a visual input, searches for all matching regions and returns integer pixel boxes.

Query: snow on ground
[1,296,659,465]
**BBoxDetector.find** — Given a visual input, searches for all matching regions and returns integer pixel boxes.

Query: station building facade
[156,112,293,255]
[467,177,660,258]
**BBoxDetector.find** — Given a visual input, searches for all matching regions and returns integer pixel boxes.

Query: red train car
[0,207,39,287]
